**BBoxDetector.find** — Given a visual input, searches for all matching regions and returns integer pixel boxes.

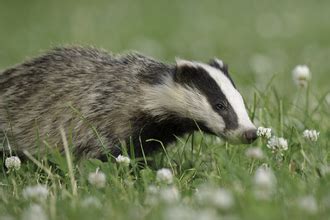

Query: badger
[0,46,257,159]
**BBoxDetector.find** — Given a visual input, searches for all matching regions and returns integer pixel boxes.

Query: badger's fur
[0,46,257,159]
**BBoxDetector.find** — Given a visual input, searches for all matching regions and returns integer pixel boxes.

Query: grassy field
[1,0,330,219]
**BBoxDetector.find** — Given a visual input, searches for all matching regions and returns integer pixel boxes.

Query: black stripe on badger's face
[174,62,238,131]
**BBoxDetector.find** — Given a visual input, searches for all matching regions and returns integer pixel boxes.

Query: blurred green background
[1,1,330,219]
[0,0,329,95]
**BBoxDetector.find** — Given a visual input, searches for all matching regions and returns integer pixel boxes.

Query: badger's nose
[243,129,258,143]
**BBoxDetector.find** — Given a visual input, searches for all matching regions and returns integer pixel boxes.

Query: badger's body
[0,47,257,159]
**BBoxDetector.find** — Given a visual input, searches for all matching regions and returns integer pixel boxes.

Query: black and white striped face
[142,58,257,144]
[174,58,257,143]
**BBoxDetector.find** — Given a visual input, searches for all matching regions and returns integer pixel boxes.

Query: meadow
[0,0,330,219]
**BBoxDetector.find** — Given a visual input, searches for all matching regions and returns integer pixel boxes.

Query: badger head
[142,58,257,144]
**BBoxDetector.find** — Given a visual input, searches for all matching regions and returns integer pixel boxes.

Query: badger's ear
[175,58,197,70]
[174,58,199,82]
[209,58,236,88]
[209,58,229,74]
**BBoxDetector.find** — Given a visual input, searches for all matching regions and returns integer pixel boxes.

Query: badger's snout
[242,129,258,144]
[220,127,258,145]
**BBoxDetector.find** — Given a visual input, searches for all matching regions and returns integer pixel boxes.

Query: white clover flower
[156,168,173,184]
[5,156,21,171]
[88,169,106,188]
[22,204,48,220]
[256,127,272,139]
[22,185,49,201]
[303,129,320,142]
[254,166,276,189]
[292,65,311,88]
[81,196,102,208]
[267,136,288,152]
[147,184,159,195]
[115,155,130,166]
[245,147,264,160]
[145,185,160,205]
[196,186,234,210]
[211,189,234,210]
[159,186,180,203]
[145,184,180,205]
[253,166,276,200]
[297,195,318,214]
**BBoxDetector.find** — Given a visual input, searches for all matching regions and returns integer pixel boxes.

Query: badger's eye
[215,102,227,111]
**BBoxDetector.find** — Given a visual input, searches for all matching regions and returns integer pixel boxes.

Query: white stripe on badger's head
[142,58,257,144]
[201,59,257,142]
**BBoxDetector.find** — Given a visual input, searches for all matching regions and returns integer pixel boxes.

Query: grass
[0,0,330,219]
